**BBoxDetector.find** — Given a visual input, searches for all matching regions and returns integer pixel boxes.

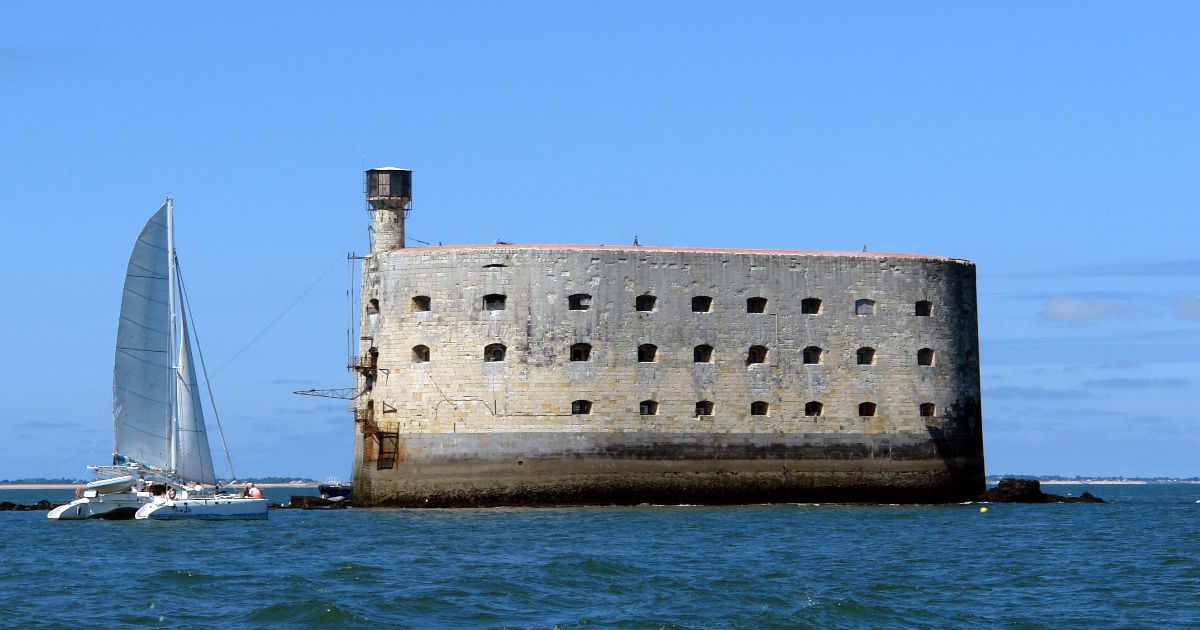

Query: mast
[166,196,178,477]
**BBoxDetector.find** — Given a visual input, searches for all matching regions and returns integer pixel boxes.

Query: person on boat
[135,474,146,493]
[240,482,251,498]
[248,483,262,499]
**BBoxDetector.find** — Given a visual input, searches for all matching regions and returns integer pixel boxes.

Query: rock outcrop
[289,495,349,509]
[979,478,1105,503]
[0,500,62,511]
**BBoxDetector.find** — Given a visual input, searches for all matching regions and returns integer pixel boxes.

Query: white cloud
[1174,295,1200,320]
[1038,297,1127,322]
[984,385,1091,400]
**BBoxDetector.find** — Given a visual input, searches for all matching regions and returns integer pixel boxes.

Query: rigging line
[176,261,236,482]
[210,226,371,377]
[211,253,344,378]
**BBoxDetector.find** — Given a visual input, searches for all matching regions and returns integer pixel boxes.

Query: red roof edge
[381,243,963,262]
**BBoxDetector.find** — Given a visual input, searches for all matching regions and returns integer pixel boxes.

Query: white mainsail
[112,201,219,483]
[112,204,173,471]
[175,314,217,484]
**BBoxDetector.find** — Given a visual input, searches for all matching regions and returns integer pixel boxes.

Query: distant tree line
[0,477,86,484]
[1,476,321,484]
[234,477,320,484]
[987,475,1200,482]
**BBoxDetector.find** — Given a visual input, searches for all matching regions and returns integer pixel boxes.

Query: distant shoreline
[0,483,320,490]
[5,480,1197,491]
[989,479,1200,485]
[1037,480,1149,485]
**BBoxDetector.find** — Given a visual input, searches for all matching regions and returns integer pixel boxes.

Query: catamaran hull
[134,497,268,520]
[47,493,149,520]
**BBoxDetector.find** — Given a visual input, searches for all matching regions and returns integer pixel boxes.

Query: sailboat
[49,198,267,521]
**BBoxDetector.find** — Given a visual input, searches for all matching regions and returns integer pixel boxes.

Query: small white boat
[83,475,135,494]
[318,477,352,500]
[135,495,268,520]
[51,198,263,522]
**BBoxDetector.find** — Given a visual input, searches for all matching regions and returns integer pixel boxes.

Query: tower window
[483,294,506,311]
[747,297,767,313]
[747,345,768,364]
[804,401,823,417]
[412,345,430,363]
[638,344,658,363]
[918,348,935,366]
[568,294,592,310]
[484,343,507,362]
[801,298,822,315]
[854,299,876,316]
[920,403,936,417]
[571,400,592,415]
[412,295,431,312]
[694,344,714,363]
[859,402,877,417]
[692,296,713,312]
[639,400,658,416]
[856,347,876,365]
[695,400,714,417]
[802,346,823,365]
[750,401,769,416]
[367,298,380,315]
[570,343,592,362]
[915,300,933,316]
[635,295,657,312]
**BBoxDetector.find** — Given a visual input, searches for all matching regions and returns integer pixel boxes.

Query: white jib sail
[175,314,216,484]
[112,204,173,471]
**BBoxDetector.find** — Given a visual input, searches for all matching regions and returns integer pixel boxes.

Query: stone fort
[351,168,984,505]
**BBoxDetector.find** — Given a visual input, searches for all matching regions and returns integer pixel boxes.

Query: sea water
[1,484,1197,628]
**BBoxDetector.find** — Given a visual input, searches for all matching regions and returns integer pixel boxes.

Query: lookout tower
[366,167,412,251]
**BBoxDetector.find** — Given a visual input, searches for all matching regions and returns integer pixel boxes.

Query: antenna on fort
[365,166,412,252]
[633,235,640,246]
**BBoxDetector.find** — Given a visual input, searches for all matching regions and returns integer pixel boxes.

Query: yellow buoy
[979,506,988,513]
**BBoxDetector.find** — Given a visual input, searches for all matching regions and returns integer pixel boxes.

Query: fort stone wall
[351,244,984,506]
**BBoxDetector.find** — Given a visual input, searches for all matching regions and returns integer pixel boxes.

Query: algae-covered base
[355,430,984,507]
[360,471,983,508]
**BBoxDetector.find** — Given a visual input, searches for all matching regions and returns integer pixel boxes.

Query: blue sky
[1,3,1198,479]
